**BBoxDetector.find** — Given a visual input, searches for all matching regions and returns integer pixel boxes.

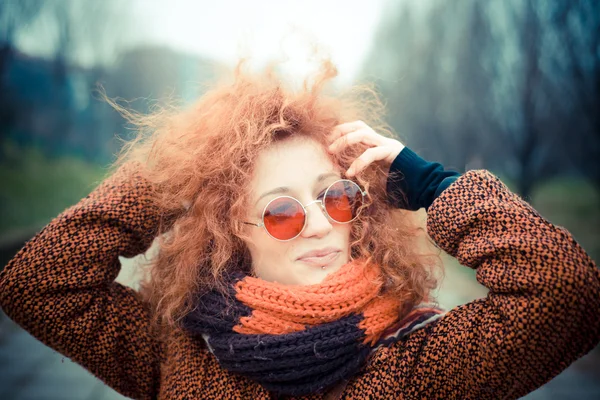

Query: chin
[301,261,345,285]
[307,270,331,285]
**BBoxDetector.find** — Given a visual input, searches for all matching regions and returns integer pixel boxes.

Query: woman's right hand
[327,120,405,178]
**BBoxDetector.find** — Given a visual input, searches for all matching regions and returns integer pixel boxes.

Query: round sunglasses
[243,179,367,241]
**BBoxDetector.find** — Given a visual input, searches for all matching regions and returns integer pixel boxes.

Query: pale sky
[132,0,390,83]
[15,0,391,84]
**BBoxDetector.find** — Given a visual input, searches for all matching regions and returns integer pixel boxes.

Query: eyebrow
[255,172,340,206]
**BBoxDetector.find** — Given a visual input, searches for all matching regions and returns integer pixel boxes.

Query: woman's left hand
[327,120,405,177]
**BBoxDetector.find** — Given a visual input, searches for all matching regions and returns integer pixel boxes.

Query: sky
[131,0,390,83]
[13,0,391,84]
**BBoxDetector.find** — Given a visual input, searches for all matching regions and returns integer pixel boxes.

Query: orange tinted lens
[263,197,305,240]
[324,181,362,222]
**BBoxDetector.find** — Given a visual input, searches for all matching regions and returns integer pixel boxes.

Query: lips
[297,247,341,267]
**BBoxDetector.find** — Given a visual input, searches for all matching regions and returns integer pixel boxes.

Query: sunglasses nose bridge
[304,199,326,214]
[303,199,331,222]
[300,199,334,237]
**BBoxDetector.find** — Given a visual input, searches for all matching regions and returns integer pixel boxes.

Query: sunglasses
[243,179,367,241]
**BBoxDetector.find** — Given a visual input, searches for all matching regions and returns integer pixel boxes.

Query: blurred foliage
[0,143,105,236]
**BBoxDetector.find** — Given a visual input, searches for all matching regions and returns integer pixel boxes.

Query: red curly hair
[110,59,443,328]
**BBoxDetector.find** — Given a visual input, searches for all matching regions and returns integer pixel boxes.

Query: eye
[317,189,327,200]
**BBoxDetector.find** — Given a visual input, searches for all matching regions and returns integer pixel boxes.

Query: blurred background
[0,0,598,399]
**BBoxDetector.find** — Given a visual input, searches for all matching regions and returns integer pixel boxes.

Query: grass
[530,177,600,264]
[0,149,107,240]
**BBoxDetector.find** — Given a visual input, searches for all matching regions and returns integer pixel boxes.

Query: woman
[1,60,599,400]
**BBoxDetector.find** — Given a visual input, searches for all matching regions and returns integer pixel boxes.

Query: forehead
[250,138,338,194]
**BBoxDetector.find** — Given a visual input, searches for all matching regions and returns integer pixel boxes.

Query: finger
[346,146,391,177]
[329,120,367,142]
[328,127,382,154]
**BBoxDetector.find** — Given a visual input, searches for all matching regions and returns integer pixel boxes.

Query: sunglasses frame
[243,179,367,242]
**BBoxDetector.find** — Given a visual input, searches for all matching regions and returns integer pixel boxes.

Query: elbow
[550,249,600,346]
[0,244,38,319]
[0,260,23,316]
[558,235,600,312]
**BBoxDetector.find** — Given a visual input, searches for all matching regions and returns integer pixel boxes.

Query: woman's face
[242,136,352,286]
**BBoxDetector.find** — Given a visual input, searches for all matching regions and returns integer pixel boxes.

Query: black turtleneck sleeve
[386,147,461,211]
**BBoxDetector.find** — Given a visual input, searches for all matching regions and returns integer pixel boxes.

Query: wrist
[386,147,460,210]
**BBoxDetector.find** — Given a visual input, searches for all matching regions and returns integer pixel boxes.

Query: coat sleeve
[0,163,163,400]
[358,170,600,400]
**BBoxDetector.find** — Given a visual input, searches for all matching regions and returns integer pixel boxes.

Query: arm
[386,169,600,398]
[0,163,163,400]
[328,124,599,398]
[386,146,460,211]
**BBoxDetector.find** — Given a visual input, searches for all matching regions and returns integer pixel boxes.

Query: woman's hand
[327,120,405,177]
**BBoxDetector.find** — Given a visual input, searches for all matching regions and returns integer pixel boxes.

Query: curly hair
[110,58,443,328]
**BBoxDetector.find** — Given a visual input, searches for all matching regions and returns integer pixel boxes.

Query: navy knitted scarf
[182,259,446,396]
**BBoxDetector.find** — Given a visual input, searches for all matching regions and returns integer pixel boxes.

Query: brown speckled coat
[1,166,599,399]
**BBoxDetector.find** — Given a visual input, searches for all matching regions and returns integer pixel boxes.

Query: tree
[549,0,600,189]
[361,0,600,198]
[0,0,43,155]
[361,0,497,172]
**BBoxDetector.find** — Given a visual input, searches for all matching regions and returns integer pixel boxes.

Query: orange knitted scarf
[233,258,406,346]
[183,257,446,396]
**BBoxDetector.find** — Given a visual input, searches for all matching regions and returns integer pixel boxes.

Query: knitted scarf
[182,259,446,397]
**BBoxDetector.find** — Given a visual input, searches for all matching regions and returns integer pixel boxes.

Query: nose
[300,200,332,238]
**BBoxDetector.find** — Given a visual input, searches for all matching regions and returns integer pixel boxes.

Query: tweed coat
[1,165,599,399]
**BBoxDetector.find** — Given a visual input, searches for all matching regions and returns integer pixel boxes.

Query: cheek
[336,223,353,241]
[337,224,353,259]
[246,231,293,276]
